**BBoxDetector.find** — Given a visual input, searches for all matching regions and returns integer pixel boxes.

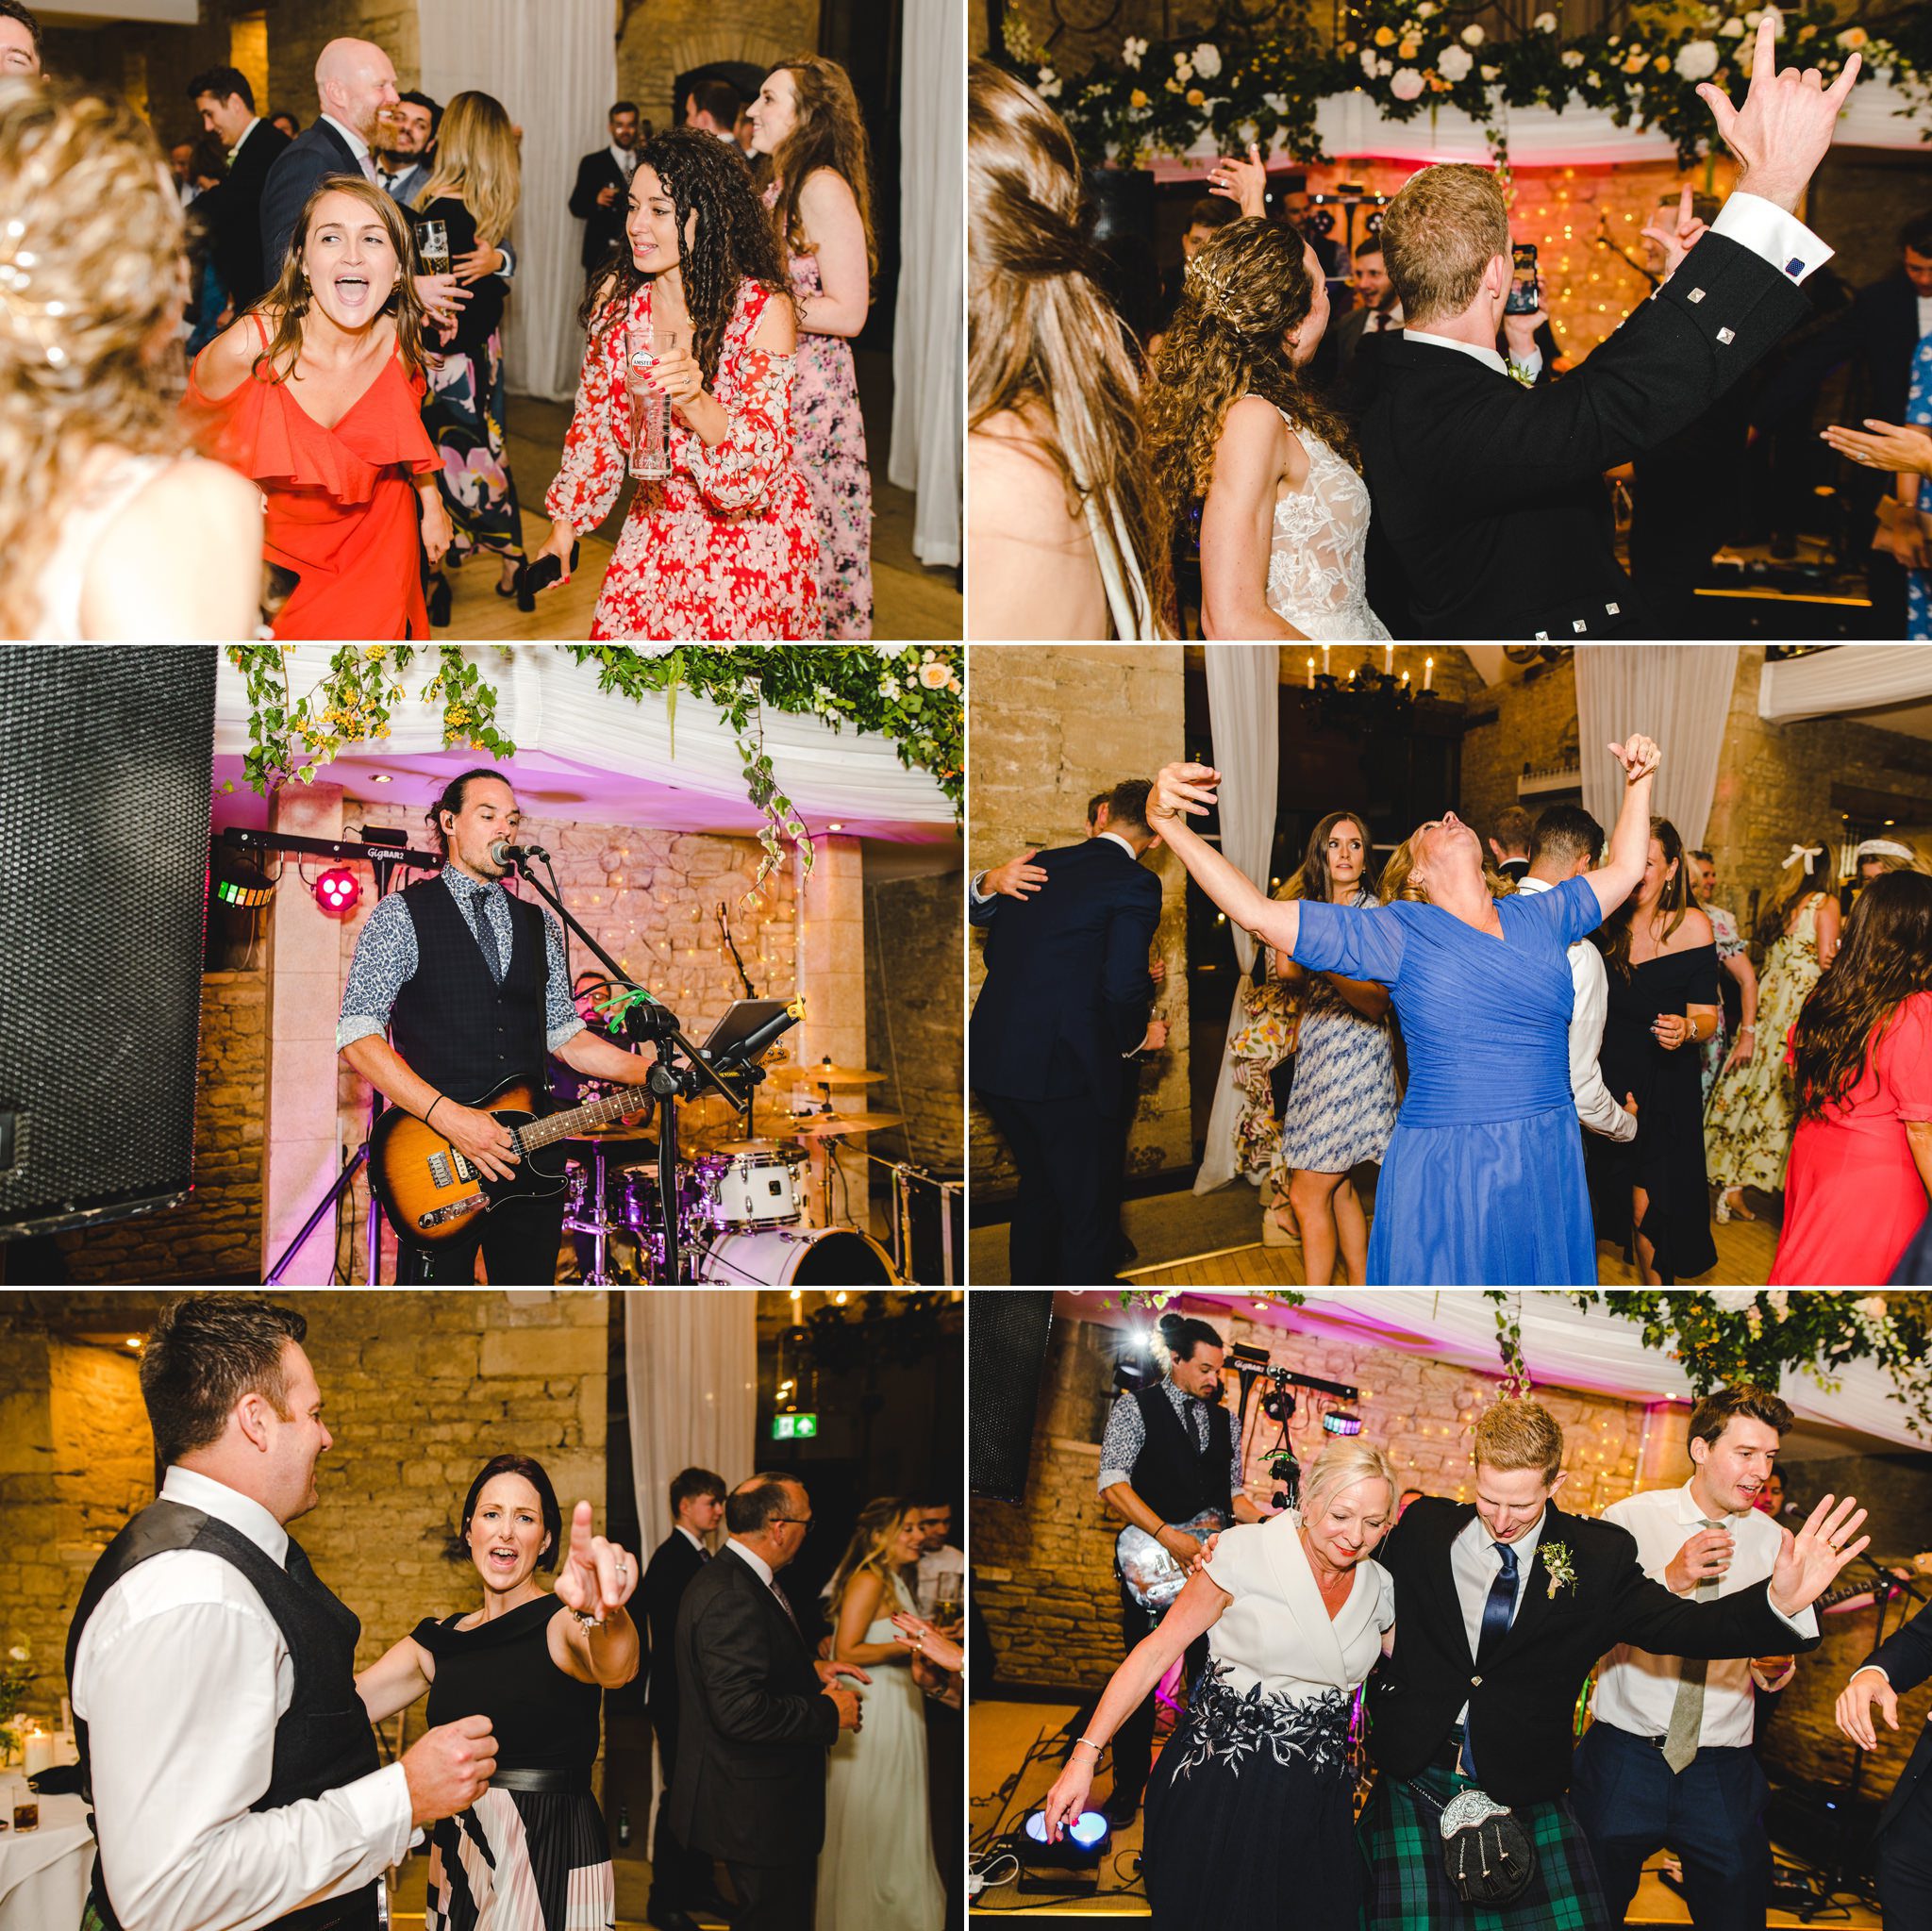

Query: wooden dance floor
[969,1698,1880,1928]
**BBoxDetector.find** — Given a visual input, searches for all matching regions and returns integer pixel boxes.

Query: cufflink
[1687,287,1706,304]
[1717,327,1735,344]
[1784,258,1804,278]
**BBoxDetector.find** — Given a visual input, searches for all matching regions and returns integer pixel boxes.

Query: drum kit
[560,1057,910,1286]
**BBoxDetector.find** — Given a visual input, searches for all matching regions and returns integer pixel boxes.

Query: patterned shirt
[1097,1376,1242,1497]
[336,867,584,1055]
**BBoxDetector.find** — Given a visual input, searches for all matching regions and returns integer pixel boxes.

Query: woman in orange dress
[186,175,451,638]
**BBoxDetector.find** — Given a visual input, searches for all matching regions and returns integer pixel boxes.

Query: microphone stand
[504,854,741,1284]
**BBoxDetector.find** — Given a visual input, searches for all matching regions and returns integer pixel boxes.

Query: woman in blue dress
[1149,737,1661,1285]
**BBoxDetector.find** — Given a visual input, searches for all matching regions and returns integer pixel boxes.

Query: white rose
[1438,44,1474,80]
[1417,3,1437,15]
[1461,23,1486,44]
[1766,1289,1790,1315]
[1193,42,1223,79]
[1857,1294,1890,1321]
[1123,35,1148,69]
[1674,39,1720,79]
[1391,66,1426,99]
[1720,16,1745,33]
[7,1645,26,1662]
[1562,48,1586,65]
[1361,47,1380,76]
[1037,67,1062,97]
[1534,10,1558,29]
[1174,51,1194,81]
[1377,56,1395,75]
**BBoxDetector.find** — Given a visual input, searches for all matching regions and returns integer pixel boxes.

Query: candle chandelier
[1298,646,1442,733]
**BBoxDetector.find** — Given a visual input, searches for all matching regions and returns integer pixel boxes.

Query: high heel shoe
[1261,1206,1301,1248]
[426,574,452,628]
[1714,1188,1756,1224]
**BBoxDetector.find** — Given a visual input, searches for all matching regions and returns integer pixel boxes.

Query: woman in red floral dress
[532,128,823,639]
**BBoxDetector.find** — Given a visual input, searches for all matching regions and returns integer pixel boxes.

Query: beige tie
[1662,1517,1724,1773]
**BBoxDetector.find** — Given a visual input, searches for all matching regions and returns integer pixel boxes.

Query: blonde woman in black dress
[357,1454,639,1930]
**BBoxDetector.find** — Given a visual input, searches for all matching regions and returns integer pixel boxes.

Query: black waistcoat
[65,1500,380,1931]
[1128,1382,1234,1525]
[390,873,547,1103]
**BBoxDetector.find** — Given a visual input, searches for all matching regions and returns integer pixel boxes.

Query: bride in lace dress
[1148,196,1389,640]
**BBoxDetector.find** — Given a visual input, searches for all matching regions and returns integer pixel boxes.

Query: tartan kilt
[1360,1761,1611,1931]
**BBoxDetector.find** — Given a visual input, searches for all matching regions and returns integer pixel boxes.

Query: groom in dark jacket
[1358,18,1861,641]
[1362,1398,1865,1931]
[670,1474,867,1931]
[968,776,1162,1286]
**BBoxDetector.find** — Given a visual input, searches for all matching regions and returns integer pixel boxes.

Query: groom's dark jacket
[1369,1497,1818,1807]
[1358,229,1811,641]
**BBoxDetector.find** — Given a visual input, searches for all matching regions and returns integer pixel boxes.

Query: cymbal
[698,1138,808,1160]
[790,1110,906,1138]
[567,1122,658,1143]
[790,1064,888,1086]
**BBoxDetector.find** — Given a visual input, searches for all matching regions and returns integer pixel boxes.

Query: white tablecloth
[0,1792,92,1931]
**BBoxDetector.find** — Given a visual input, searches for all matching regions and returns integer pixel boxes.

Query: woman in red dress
[531,128,823,640]
[186,176,451,638]
[1772,871,1932,1286]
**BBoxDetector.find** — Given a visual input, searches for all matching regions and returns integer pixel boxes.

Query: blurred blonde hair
[824,1495,914,1612]
[0,78,188,638]
[416,90,522,250]
[1377,821,1512,906]
[1380,162,1510,328]
[1300,1440,1396,1525]
[1474,1401,1565,1483]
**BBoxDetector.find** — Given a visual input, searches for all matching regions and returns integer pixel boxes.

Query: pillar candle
[1306,656,1315,689]
[1424,657,1435,692]
[1384,644,1394,674]
[25,1731,54,1775]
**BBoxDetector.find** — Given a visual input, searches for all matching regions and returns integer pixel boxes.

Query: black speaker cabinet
[0,645,217,1239]
[970,1290,1053,1502]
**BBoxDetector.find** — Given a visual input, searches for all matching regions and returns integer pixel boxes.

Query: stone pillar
[794,835,875,1241]
[260,783,346,1286]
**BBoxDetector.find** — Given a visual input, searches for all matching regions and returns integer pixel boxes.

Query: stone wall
[974,1301,1657,1690]
[616,1,820,131]
[332,798,799,1283]
[1457,654,1584,849]
[52,971,266,1287]
[0,1289,608,1723]
[968,646,1191,1195]
[863,872,967,1174]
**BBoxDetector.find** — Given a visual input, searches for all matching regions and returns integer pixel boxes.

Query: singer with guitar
[339,769,658,1284]
[1095,1313,1264,1827]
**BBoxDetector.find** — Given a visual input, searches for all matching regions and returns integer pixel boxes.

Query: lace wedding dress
[1264,411,1391,640]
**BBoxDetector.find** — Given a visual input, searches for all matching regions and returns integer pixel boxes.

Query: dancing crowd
[967,19,1932,641]
[0,3,878,641]
[1040,1315,1932,1931]
[970,745,1932,1287]
[61,1295,958,1931]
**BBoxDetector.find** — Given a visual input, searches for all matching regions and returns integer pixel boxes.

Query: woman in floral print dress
[746,57,875,638]
[532,128,822,640]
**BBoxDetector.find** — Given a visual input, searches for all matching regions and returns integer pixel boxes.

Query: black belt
[489,1767,593,1794]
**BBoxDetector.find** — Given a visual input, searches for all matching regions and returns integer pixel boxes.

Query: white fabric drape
[888,0,963,568]
[1758,644,1932,722]
[1193,647,1280,1196]
[417,0,613,404]
[1574,644,1738,852]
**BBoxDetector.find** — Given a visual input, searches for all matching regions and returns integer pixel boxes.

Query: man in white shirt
[1515,805,1639,1145]
[1572,1386,1800,1931]
[66,1295,496,1931]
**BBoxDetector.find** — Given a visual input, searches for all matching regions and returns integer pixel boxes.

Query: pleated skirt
[426,1786,614,1931]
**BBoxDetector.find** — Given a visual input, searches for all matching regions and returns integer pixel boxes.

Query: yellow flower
[1130,87,1149,107]
[1186,86,1205,104]
[1374,25,1395,45]
[363,644,385,660]
[1654,53,1670,69]
[1624,51,1647,71]
[1798,22,1816,39]
[1837,25,1867,47]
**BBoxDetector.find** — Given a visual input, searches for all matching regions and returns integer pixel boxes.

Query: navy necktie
[1477,1540,1520,1664]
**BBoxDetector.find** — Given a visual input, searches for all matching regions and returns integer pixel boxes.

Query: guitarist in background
[1096,1312,1263,1825]
[339,768,661,1284]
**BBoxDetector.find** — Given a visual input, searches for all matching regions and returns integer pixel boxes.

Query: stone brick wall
[1458,655,1584,847]
[863,872,966,1174]
[332,799,799,1282]
[968,645,1191,1194]
[974,1301,1657,1690]
[616,2,820,131]
[0,1289,608,1724]
[53,971,266,1286]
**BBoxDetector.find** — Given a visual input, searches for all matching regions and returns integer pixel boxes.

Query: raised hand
[1608,736,1661,783]
[1769,1492,1871,1615]
[1693,14,1861,214]
[1150,761,1222,822]
[1823,419,1932,475]
[553,1501,637,1623]
[1206,141,1268,221]
[984,849,1048,899]
[1836,1666,1899,1751]
[1641,186,1708,281]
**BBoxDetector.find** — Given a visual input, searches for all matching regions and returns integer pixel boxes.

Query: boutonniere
[1541,1541,1577,1600]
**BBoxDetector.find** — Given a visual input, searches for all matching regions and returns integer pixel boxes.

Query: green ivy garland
[225,645,963,897]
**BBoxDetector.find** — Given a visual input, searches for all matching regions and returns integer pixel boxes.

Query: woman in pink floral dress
[746,57,875,638]
[532,128,823,640]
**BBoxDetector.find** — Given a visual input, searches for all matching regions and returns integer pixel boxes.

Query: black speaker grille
[0,645,217,1236]
[970,1290,1054,1501]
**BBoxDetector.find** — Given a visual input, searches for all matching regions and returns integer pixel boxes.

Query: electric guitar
[368,1074,656,1247]
[1116,1509,1228,1611]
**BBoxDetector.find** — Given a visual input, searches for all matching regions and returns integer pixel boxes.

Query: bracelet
[1073,1736,1105,1756]
[1739,1024,1756,1035]
[425,1093,445,1129]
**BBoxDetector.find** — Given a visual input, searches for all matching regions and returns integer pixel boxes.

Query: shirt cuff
[1853,1663,1891,1684]
[1708,191,1833,284]
[337,1016,388,1052]
[344,1761,413,1871]
[1768,1594,1819,1640]
[547,1016,588,1055]
[1097,1468,1132,1493]
[970,874,991,905]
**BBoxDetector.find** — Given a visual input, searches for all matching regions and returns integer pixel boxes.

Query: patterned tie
[1663,1518,1725,1773]
[1461,1541,1520,1778]
[470,892,503,983]
[1183,1395,1207,1450]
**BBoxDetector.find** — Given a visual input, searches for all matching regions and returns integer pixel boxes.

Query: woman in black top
[358,1454,640,1931]
[412,90,527,620]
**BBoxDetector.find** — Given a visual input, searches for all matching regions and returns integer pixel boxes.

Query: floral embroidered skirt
[1143,1670,1362,1931]
[425,331,525,565]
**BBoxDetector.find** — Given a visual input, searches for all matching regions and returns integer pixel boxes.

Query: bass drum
[691,1224,899,1286]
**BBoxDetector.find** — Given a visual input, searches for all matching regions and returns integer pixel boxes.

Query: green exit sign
[771,1412,819,1440]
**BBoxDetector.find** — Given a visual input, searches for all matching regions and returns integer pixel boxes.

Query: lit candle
[1400,670,1409,687]
[1306,656,1315,689]
[1321,645,1331,675]
[25,1729,54,1775]
[1424,657,1435,692]
[1384,644,1394,674]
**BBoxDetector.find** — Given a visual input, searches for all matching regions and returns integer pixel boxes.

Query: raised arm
[1583,735,1661,920]
[1150,763,1301,956]
[356,1633,433,1723]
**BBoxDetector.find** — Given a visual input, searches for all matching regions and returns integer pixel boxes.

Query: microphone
[490,840,551,868]
[1782,1501,1804,1518]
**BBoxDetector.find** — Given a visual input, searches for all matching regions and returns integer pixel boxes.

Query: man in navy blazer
[1836,1592,1932,1927]
[970,777,1162,1285]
